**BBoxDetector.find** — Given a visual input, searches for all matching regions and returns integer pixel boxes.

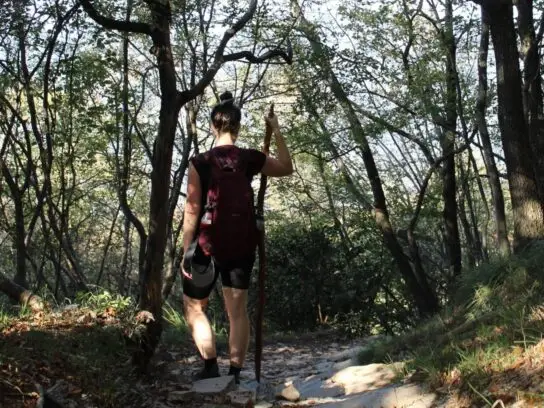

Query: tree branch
[471,0,513,6]
[80,0,152,35]
[536,8,544,46]
[180,0,292,103]
[224,41,293,64]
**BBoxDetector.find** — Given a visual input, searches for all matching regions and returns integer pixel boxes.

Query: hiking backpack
[197,151,259,262]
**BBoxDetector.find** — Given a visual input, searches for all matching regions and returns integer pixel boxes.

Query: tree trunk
[517,0,544,195]
[135,4,181,371]
[0,160,28,288]
[477,8,510,256]
[0,271,45,312]
[121,218,131,295]
[12,195,27,289]
[18,6,87,292]
[458,158,476,268]
[294,2,439,316]
[97,206,120,286]
[162,102,197,300]
[484,2,544,250]
[467,149,489,262]
[441,0,462,280]
[120,2,134,296]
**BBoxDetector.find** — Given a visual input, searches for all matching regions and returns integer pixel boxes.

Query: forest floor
[0,301,432,408]
[1,295,544,408]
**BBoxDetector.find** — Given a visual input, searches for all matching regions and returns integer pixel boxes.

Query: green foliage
[0,306,12,330]
[335,310,371,337]
[163,302,187,330]
[456,241,544,319]
[18,303,32,320]
[0,298,35,325]
[162,302,190,346]
[75,290,133,315]
[254,216,402,335]
[161,300,229,347]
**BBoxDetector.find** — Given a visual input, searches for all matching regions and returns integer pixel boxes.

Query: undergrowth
[162,302,191,346]
[0,306,13,330]
[75,289,134,315]
[358,242,544,406]
[0,289,204,407]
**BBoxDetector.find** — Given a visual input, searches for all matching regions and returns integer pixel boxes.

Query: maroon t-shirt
[190,145,266,210]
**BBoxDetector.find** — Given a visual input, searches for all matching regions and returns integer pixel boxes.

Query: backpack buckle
[204,202,216,211]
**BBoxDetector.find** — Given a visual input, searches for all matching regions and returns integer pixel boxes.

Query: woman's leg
[183,295,217,359]
[222,287,250,368]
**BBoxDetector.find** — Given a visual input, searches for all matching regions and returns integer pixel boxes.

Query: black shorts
[182,255,256,300]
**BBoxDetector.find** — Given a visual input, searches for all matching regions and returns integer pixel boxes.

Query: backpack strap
[191,152,213,216]
[239,148,250,175]
[203,157,216,213]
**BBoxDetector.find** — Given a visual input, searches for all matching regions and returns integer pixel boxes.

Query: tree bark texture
[485,2,544,251]
[516,0,544,196]
[476,8,510,256]
[441,0,462,280]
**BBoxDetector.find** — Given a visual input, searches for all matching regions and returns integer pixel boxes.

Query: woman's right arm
[181,162,202,279]
[261,114,293,177]
[182,163,202,255]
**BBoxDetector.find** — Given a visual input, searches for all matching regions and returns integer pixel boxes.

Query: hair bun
[219,91,234,105]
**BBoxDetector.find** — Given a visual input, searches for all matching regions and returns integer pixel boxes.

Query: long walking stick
[255,104,274,383]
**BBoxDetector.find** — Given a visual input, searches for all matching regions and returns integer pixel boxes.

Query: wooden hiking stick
[255,104,274,383]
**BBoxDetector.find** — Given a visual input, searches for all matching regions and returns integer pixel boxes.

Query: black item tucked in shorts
[182,254,256,300]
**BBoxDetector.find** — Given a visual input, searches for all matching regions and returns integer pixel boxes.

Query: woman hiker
[181,91,293,383]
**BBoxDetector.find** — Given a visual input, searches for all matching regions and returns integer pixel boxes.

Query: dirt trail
[155,331,439,408]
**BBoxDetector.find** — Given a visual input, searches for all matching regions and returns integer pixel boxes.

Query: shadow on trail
[0,320,136,408]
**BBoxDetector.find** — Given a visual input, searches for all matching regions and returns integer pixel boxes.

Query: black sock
[204,357,217,371]
[228,365,241,382]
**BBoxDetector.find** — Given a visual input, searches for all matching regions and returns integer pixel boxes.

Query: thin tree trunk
[484,3,544,250]
[476,8,510,256]
[441,0,462,280]
[120,218,131,294]
[458,157,476,268]
[97,206,121,286]
[135,3,178,369]
[120,0,134,295]
[162,102,197,300]
[464,159,485,264]
[0,159,27,288]
[467,148,489,262]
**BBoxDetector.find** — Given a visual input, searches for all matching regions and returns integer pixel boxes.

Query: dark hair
[210,91,242,135]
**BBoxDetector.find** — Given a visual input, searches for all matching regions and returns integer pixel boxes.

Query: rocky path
[156,333,441,407]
